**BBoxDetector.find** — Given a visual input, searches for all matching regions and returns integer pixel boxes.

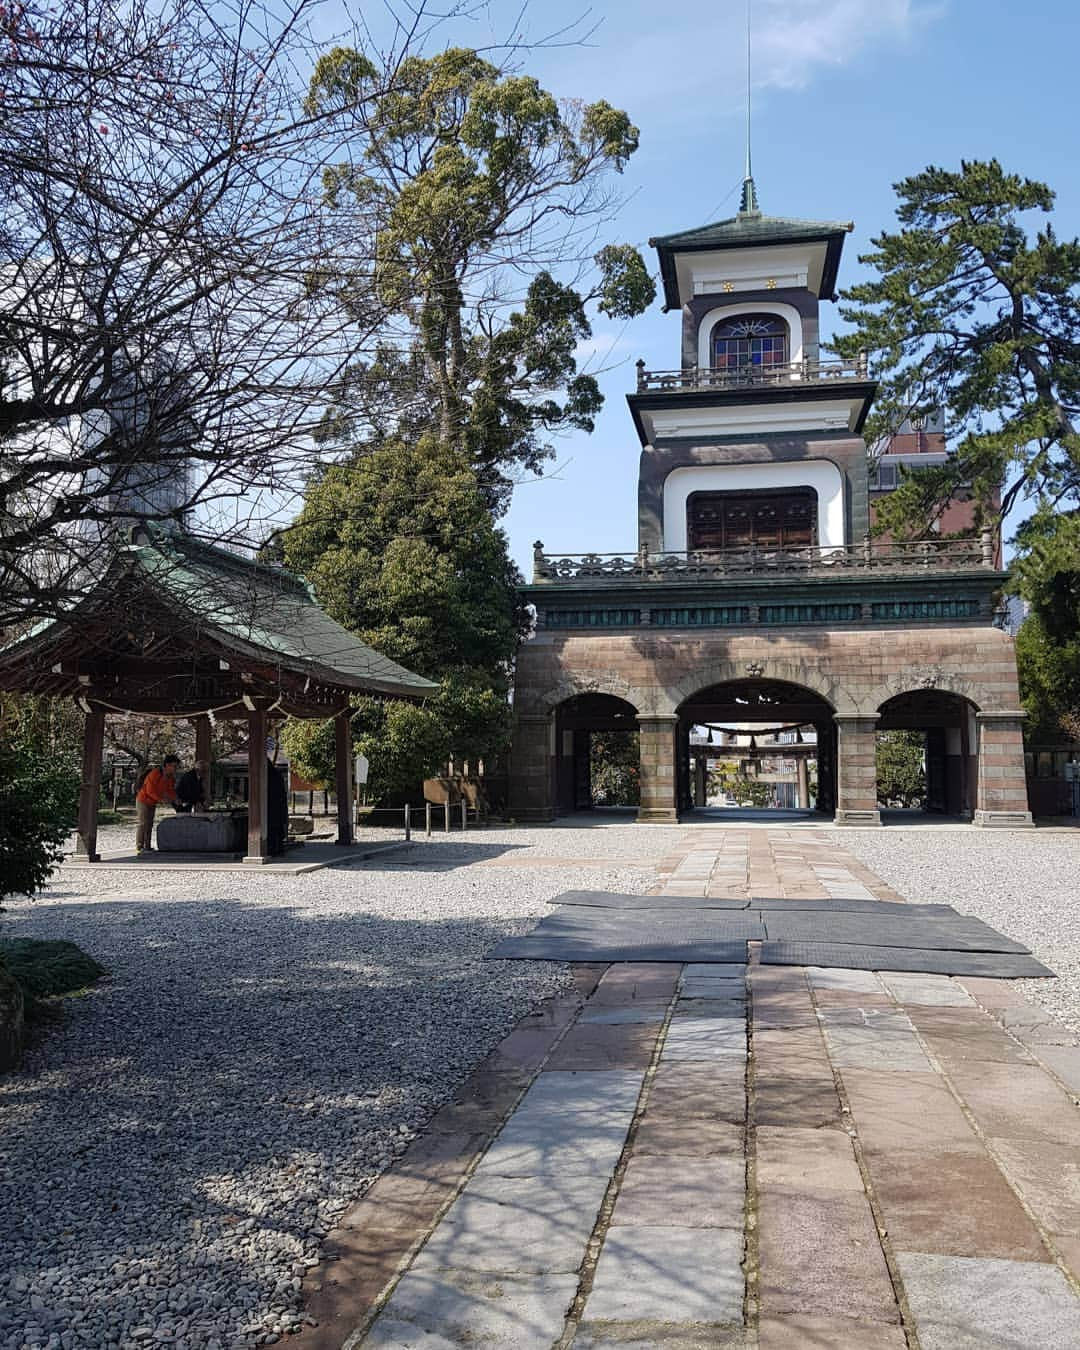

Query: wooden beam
[194,715,212,805]
[244,706,268,863]
[76,706,105,862]
[334,709,354,846]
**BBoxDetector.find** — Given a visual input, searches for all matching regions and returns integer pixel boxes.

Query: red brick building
[508,183,1031,828]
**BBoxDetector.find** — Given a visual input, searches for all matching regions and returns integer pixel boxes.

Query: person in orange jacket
[135,754,180,852]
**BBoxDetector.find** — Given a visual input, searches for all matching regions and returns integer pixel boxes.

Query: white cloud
[754,0,928,90]
[542,0,941,117]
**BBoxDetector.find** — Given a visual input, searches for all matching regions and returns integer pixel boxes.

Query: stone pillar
[637,714,679,823]
[508,712,556,821]
[693,755,707,807]
[76,704,105,861]
[334,710,354,845]
[796,753,809,810]
[834,714,880,827]
[973,711,1033,827]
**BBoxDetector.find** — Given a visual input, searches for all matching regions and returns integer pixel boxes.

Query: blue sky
[401,0,1079,576]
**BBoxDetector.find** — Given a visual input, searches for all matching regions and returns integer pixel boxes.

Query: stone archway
[553,692,640,816]
[675,676,838,818]
[877,687,980,818]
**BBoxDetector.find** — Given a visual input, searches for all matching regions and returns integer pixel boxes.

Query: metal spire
[739,0,759,215]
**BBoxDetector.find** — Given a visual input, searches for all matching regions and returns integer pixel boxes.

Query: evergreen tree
[280,437,525,800]
[835,161,1080,539]
[875,731,926,808]
[303,47,654,511]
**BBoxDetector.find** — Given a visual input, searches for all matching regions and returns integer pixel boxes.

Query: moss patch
[0,938,106,1006]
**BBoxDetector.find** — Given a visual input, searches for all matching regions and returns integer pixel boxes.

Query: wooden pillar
[334,709,354,845]
[973,711,1033,827]
[834,714,881,826]
[76,704,105,861]
[636,714,679,823]
[693,755,707,807]
[194,715,212,805]
[244,705,268,863]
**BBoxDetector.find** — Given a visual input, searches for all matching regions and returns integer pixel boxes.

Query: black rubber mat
[489,936,751,963]
[759,942,1054,979]
[548,891,751,911]
[750,897,957,916]
[760,912,1030,953]
[490,896,1053,978]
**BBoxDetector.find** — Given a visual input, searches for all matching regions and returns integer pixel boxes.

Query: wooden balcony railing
[531,534,997,583]
[634,354,869,393]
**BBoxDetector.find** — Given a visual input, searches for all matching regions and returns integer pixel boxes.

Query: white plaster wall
[696,302,805,368]
[662,460,846,551]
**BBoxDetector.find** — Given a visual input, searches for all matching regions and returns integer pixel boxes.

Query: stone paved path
[298,829,1080,1349]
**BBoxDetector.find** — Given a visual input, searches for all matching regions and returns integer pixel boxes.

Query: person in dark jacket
[174,761,209,814]
[267,758,289,855]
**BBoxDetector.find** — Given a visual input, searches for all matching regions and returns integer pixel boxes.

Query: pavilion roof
[0,528,437,711]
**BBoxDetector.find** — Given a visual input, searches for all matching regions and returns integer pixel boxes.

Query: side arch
[860,669,983,716]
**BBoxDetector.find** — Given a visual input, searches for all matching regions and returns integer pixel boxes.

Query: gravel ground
[0,824,663,1350]
[840,827,1080,1036]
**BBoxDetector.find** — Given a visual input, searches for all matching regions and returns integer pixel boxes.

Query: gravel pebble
[0,823,660,1349]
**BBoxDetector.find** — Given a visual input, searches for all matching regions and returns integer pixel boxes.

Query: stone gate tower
[508,189,1032,828]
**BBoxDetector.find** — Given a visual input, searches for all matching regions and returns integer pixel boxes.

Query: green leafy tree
[1011,506,1080,740]
[280,437,523,800]
[875,731,926,808]
[304,47,654,510]
[589,731,639,806]
[0,699,80,899]
[836,160,1080,538]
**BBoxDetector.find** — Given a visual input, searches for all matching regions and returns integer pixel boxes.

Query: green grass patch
[0,938,106,1003]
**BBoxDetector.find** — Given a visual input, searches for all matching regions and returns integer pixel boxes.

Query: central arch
[676,677,838,818]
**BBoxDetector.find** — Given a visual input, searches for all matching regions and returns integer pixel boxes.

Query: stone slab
[1030,1044,1080,1094]
[755,1126,865,1196]
[805,968,883,993]
[895,1251,1080,1350]
[944,1062,1080,1144]
[662,1020,747,1062]
[990,1139,1080,1237]
[865,1146,1047,1262]
[584,1224,744,1324]
[757,1190,899,1324]
[611,1155,744,1229]
[841,1068,978,1154]
[822,1024,933,1072]
[573,1322,747,1348]
[412,1171,611,1275]
[647,1063,747,1122]
[545,1024,660,1071]
[757,1314,907,1349]
[580,1002,670,1025]
[363,1270,579,1348]
[879,973,975,1006]
[632,1115,743,1158]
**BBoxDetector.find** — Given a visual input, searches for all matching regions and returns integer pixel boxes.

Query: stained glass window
[711,314,789,370]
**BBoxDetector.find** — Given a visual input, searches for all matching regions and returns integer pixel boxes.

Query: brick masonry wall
[508,624,1031,823]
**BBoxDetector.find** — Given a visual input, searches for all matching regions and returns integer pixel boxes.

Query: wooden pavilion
[0,526,437,861]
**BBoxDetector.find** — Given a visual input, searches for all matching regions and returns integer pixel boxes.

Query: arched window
[711,314,789,370]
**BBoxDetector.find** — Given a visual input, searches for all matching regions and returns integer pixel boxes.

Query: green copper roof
[650,208,855,310]
[649,210,854,251]
[0,528,438,701]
